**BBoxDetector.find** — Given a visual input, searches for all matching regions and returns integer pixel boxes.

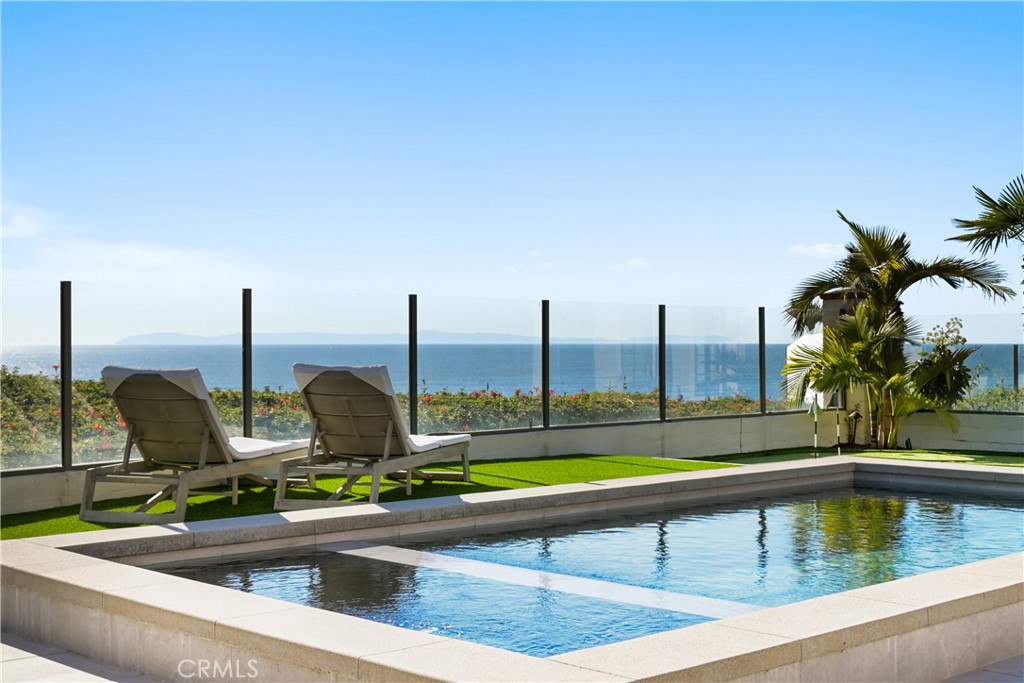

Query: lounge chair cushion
[228,436,310,460]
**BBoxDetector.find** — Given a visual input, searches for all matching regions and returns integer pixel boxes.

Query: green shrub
[2,366,1018,471]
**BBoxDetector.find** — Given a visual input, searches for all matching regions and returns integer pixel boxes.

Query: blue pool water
[163,487,1024,657]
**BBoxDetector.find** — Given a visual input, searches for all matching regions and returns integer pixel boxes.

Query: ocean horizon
[2,343,1020,400]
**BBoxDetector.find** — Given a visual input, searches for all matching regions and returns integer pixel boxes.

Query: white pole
[813,411,819,457]
[836,408,842,456]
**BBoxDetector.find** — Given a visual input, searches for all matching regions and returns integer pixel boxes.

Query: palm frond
[948,174,1024,255]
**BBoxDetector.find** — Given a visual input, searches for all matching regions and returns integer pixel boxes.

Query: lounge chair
[274,364,471,509]
[80,366,308,524]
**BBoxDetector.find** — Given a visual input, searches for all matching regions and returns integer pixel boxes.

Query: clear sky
[2,1,1022,345]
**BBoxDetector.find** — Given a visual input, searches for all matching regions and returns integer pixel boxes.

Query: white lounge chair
[275,364,471,509]
[80,366,308,524]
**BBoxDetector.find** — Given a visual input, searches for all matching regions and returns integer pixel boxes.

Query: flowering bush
[2,366,1019,470]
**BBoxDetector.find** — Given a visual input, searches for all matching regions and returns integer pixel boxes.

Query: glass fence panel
[417,296,542,433]
[767,306,803,414]
[953,314,1022,413]
[549,301,659,426]
[664,305,765,417]
[1,278,62,470]
[777,311,1022,416]
[71,282,240,465]
[253,289,409,440]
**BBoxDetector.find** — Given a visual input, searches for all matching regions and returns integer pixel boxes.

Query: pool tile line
[321,540,760,619]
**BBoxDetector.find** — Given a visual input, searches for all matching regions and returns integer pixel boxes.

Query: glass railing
[1,282,1020,473]
[909,313,1022,413]
[664,304,769,417]
[1,278,62,470]
[763,306,795,413]
[417,295,542,432]
[252,288,408,441]
[70,282,241,465]
[549,300,659,426]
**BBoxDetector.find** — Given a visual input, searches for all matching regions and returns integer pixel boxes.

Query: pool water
[164,487,1024,657]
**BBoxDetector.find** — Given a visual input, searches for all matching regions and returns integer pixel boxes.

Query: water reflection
[655,520,670,575]
[789,495,909,586]
[756,507,768,588]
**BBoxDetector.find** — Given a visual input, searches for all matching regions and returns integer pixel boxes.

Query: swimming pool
[5,458,1022,682]
[163,487,1024,657]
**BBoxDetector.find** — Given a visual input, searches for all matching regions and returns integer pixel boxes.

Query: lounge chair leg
[406,469,412,496]
[275,459,293,509]
[80,469,98,519]
[461,448,471,482]
[231,476,239,505]
[136,485,175,513]
[172,479,189,523]
[370,475,381,504]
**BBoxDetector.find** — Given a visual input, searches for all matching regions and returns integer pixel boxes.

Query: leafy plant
[913,318,977,408]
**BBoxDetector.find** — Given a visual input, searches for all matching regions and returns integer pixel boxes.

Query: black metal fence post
[659,304,667,422]
[542,300,550,429]
[758,307,767,415]
[1014,343,1020,392]
[409,294,418,433]
[242,288,253,438]
[60,281,72,469]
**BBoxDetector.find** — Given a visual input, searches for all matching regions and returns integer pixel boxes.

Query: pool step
[324,541,761,620]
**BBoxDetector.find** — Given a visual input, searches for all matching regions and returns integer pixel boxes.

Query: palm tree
[786,211,1015,336]
[947,175,1024,259]
[784,212,1009,448]
[784,305,958,448]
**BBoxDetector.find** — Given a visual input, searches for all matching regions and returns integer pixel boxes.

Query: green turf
[3,449,1018,540]
[0,454,732,540]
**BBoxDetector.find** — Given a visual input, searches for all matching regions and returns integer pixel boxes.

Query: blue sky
[2,1,1022,345]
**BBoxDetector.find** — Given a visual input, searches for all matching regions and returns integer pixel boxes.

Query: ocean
[1,343,1020,400]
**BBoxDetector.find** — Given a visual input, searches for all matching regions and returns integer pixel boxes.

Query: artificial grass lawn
[0,454,733,540]
[706,447,1024,468]
[3,448,1019,540]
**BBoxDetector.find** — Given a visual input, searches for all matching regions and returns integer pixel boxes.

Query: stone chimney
[820,287,867,329]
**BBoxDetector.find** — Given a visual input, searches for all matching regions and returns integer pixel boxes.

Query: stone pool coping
[2,457,1022,682]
